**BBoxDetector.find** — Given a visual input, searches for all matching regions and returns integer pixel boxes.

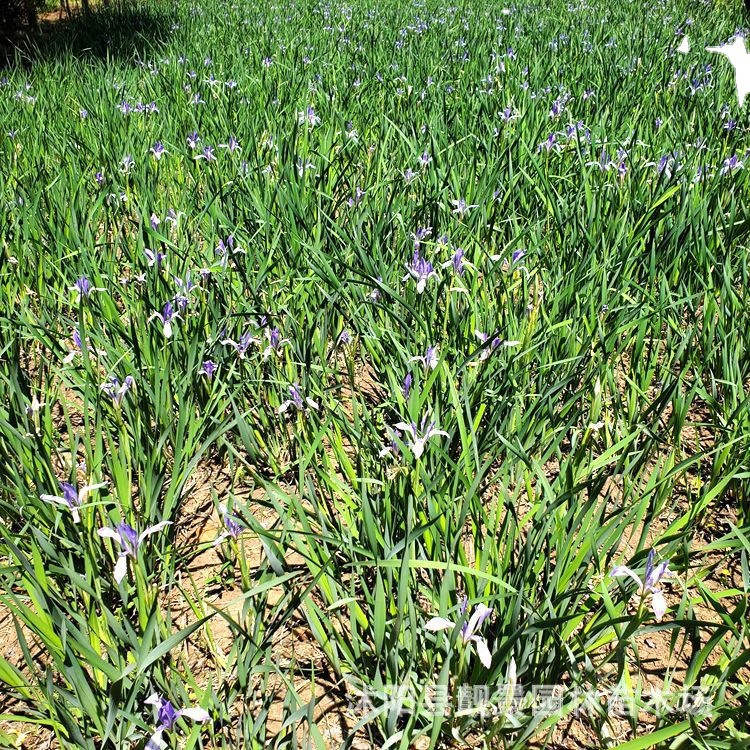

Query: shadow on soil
[1,1,176,67]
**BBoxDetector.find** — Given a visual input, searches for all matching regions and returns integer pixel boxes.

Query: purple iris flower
[214,503,244,545]
[144,693,209,750]
[149,302,180,338]
[40,480,107,523]
[589,148,611,171]
[298,106,320,126]
[475,331,496,358]
[198,360,217,378]
[403,250,438,293]
[412,226,432,249]
[217,235,243,256]
[151,141,166,160]
[186,131,200,149]
[219,135,241,153]
[567,121,589,140]
[347,186,365,207]
[278,383,319,414]
[173,272,196,309]
[223,513,243,538]
[450,197,478,217]
[98,519,172,583]
[537,133,557,152]
[196,145,215,161]
[611,549,672,621]
[101,375,135,406]
[402,372,412,399]
[262,328,290,359]
[442,248,471,276]
[121,154,135,173]
[392,414,448,459]
[409,345,439,371]
[693,165,710,182]
[368,275,383,301]
[174,272,196,294]
[64,328,83,361]
[144,248,166,267]
[475,330,520,361]
[25,394,45,417]
[221,330,257,359]
[71,276,100,298]
[720,154,743,175]
[76,276,91,295]
[425,596,493,668]
[378,428,402,459]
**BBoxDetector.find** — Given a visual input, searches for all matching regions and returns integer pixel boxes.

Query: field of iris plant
[1,0,749,747]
